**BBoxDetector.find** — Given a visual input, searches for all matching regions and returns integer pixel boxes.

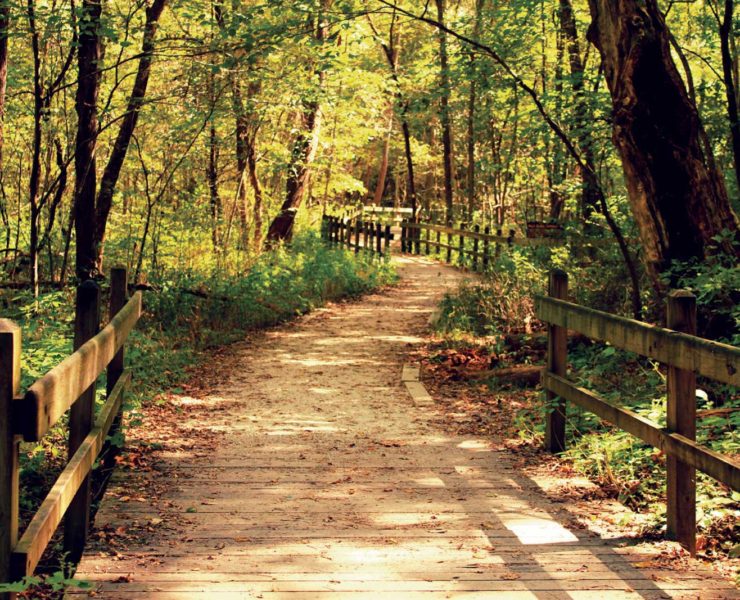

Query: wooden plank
[404,381,433,406]
[10,371,131,579]
[401,364,420,382]
[65,281,100,564]
[542,373,740,491]
[665,291,696,555]
[0,321,20,600]
[535,296,740,386]
[545,271,568,453]
[16,292,142,441]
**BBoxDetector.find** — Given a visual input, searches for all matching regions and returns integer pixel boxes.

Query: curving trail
[68,256,737,599]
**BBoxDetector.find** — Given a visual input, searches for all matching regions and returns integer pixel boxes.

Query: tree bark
[0,2,9,170]
[372,109,393,206]
[94,0,168,271]
[435,0,454,224]
[717,0,740,192]
[586,0,739,277]
[265,0,329,245]
[73,0,102,281]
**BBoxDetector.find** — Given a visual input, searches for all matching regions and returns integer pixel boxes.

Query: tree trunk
[372,109,393,206]
[265,0,329,245]
[586,0,739,278]
[0,2,9,169]
[73,0,102,281]
[435,0,454,224]
[717,0,740,192]
[559,0,599,221]
[94,0,167,271]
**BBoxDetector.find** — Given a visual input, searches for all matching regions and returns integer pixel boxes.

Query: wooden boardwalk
[68,256,737,599]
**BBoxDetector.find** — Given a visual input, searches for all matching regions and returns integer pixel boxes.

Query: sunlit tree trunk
[716,0,740,192]
[587,0,739,279]
[372,109,393,206]
[266,0,329,245]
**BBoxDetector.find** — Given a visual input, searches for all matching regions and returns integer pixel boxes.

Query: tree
[586,0,739,279]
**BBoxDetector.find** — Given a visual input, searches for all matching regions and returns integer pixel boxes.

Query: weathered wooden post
[384,225,392,254]
[354,220,362,254]
[545,270,568,453]
[376,222,382,254]
[413,223,421,255]
[446,222,453,263]
[473,225,480,271]
[458,223,466,266]
[0,321,20,599]
[401,220,407,252]
[483,226,491,271]
[436,229,441,257]
[363,221,369,252]
[666,290,697,555]
[103,268,128,473]
[64,280,100,563]
[425,226,430,255]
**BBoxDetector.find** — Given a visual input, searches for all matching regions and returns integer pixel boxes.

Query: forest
[0,0,738,596]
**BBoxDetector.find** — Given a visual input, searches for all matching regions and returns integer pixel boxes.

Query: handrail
[0,267,142,591]
[536,270,739,555]
[15,291,142,442]
[535,295,739,386]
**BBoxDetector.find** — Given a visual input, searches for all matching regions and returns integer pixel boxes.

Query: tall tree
[266,0,330,245]
[587,0,739,278]
[434,0,454,224]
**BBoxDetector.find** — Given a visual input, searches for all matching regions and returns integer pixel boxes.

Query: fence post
[363,221,369,252]
[375,222,382,254]
[354,220,361,254]
[483,226,490,271]
[436,229,441,258]
[413,223,421,255]
[544,270,568,453]
[0,321,20,599]
[458,223,466,266]
[473,225,480,271]
[64,280,100,563]
[446,222,452,263]
[495,227,502,259]
[401,221,407,252]
[425,226,430,255]
[384,225,391,254]
[666,290,697,555]
[103,268,128,474]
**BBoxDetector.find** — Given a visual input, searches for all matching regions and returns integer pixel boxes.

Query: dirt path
[68,256,737,599]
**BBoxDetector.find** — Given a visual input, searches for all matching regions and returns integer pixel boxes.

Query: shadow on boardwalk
[67,256,737,599]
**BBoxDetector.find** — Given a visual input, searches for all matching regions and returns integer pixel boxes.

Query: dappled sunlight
[457,439,493,452]
[500,516,579,545]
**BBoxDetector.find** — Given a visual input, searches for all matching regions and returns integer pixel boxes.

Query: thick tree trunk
[94,0,167,270]
[587,0,739,278]
[74,0,102,281]
[435,0,454,223]
[265,0,329,245]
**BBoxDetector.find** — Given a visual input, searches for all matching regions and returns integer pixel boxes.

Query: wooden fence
[401,221,562,271]
[536,270,740,555]
[0,267,142,595]
[322,215,394,256]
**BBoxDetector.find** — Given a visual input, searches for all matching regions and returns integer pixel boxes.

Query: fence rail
[400,221,563,272]
[321,215,394,256]
[536,270,740,556]
[0,267,142,595]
